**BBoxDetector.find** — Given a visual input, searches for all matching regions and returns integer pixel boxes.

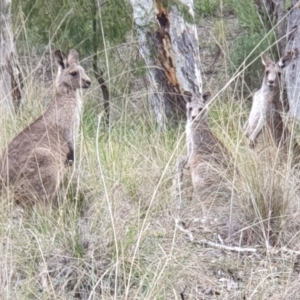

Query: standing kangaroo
[0,49,91,204]
[184,91,233,196]
[243,54,286,148]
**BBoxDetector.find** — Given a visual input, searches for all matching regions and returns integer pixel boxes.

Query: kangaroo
[0,49,91,205]
[243,54,286,148]
[184,91,233,196]
[278,49,299,68]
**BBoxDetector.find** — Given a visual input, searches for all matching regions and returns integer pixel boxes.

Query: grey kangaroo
[0,49,91,204]
[243,54,286,148]
[184,91,233,197]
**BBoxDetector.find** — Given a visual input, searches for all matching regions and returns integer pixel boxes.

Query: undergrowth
[1,63,300,298]
[1,1,300,299]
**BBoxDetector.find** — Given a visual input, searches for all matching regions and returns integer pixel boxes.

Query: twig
[175,219,257,253]
[176,220,300,255]
[175,219,194,242]
[197,240,257,253]
[179,286,187,300]
[268,246,300,255]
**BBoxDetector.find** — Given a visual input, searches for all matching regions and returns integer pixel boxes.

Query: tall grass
[1,2,300,299]
[1,56,300,298]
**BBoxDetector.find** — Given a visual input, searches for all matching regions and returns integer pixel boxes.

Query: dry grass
[1,10,300,300]
[1,63,300,299]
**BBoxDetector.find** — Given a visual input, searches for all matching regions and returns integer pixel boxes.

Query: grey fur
[0,49,91,205]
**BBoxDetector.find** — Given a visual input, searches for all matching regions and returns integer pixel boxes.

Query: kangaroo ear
[68,49,79,65]
[261,53,273,66]
[183,91,193,103]
[202,92,211,103]
[55,50,68,69]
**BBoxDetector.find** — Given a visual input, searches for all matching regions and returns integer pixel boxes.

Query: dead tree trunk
[255,0,286,55]
[92,2,110,126]
[257,0,276,17]
[284,1,300,122]
[130,0,203,128]
[267,0,276,15]
[277,0,286,55]
[0,0,23,116]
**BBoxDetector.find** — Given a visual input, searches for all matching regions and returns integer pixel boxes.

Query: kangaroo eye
[265,70,269,76]
[278,72,281,77]
[70,71,77,76]
[189,107,193,112]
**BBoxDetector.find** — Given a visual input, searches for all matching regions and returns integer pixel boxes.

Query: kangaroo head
[278,49,299,68]
[55,49,91,91]
[184,91,211,122]
[261,54,282,89]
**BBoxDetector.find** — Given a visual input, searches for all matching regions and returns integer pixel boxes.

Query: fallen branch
[175,219,257,253]
[175,219,195,242]
[197,239,257,253]
[267,246,300,255]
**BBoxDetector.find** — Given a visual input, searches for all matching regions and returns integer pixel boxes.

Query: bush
[195,0,220,17]
[230,30,277,89]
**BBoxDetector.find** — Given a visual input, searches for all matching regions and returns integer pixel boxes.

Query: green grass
[1,1,300,298]
[1,72,300,298]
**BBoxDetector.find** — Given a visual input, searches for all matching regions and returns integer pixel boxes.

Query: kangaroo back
[0,49,91,205]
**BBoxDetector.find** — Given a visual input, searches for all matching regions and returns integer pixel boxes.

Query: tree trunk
[255,0,286,55]
[277,0,286,55]
[260,0,276,16]
[284,1,300,121]
[92,2,110,126]
[0,0,23,116]
[130,0,202,128]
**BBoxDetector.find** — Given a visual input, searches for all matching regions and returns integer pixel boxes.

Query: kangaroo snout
[82,78,91,88]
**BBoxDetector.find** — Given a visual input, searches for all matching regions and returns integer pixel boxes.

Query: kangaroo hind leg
[14,149,63,205]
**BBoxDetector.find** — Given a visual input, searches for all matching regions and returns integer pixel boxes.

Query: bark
[130,0,202,128]
[277,0,286,55]
[92,3,110,126]
[92,63,110,126]
[255,0,286,55]
[284,1,300,121]
[261,0,276,16]
[255,0,276,23]
[0,0,23,115]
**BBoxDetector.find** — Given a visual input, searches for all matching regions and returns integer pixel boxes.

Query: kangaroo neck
[52,88,80,108]
[261,83,280,102]
[44,88,82,124]
[191,119,211,144]
[191,118,209,131]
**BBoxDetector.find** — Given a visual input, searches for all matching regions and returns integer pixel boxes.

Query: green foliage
[157,0,194,23]
[132,57,147,77]
[225,0,261,31]
[224,0,278,89]
[12,0,132,56]
[230,29,277,86]
[194,0,220,17]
